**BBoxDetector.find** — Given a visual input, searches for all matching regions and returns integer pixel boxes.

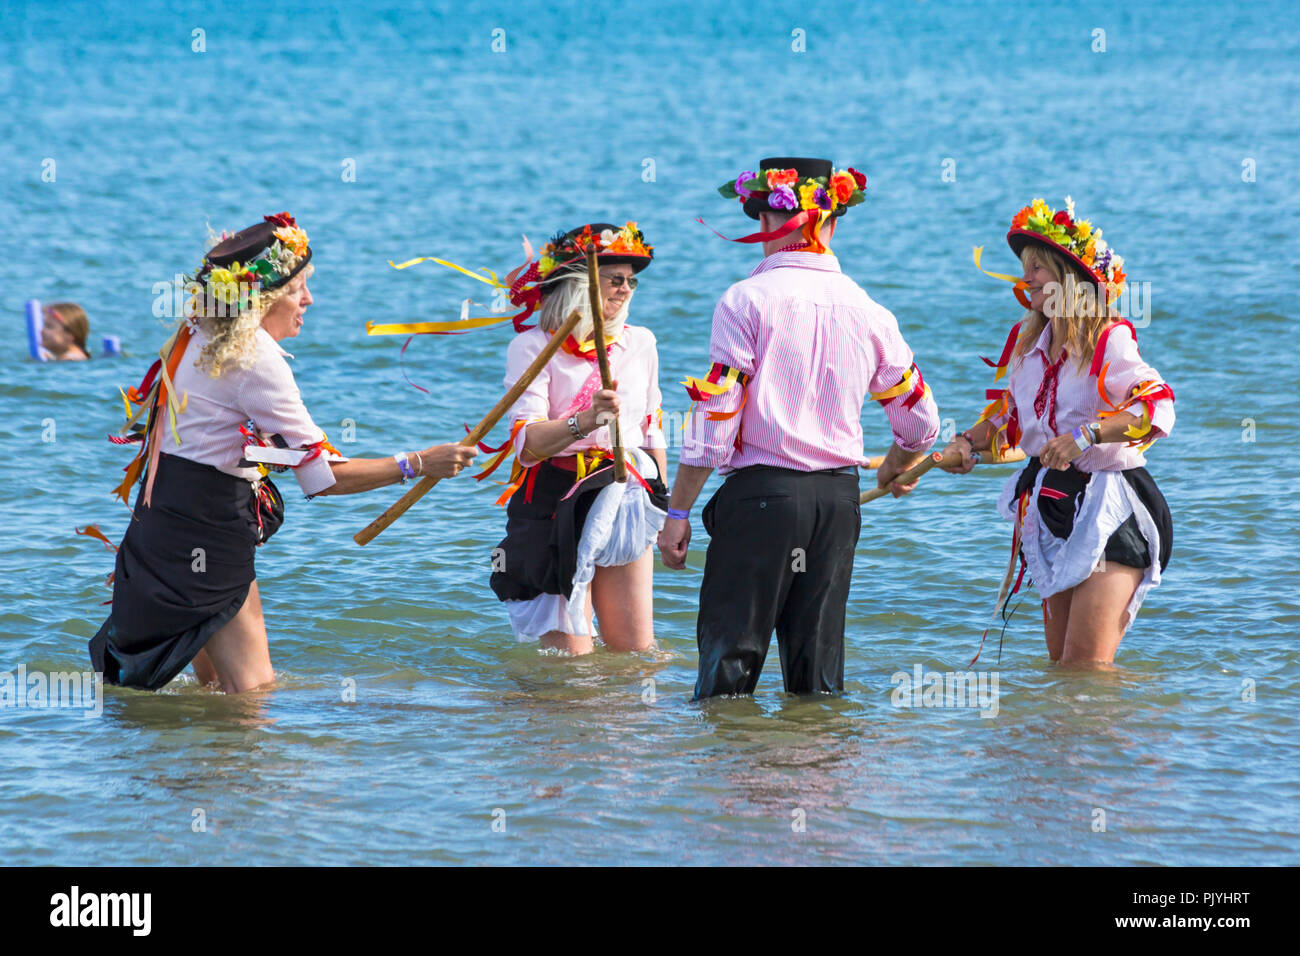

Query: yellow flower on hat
[798,181,821,211]
[1030,197,1049,218]
[207,266,242,305]
[1075,220,1092,240]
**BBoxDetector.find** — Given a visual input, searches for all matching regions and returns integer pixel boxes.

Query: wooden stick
[586,248,627,483]
[353,307,585,546]
[864,447,1026,469]
[859,446,1026,505]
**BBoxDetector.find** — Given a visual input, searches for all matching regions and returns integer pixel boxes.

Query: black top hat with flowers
[718,157,867,220]
[534,222,654,285]
[193,213,312,311]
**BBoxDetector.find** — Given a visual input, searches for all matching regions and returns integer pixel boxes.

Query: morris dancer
[940,198,1174,665]
[657,158,941,697]
[89,214,475,693]
[379,223,667,653]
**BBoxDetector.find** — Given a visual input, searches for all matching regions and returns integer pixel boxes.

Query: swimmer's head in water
[42,303,90,358]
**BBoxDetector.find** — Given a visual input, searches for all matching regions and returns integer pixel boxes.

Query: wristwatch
[1088,421,1103,445]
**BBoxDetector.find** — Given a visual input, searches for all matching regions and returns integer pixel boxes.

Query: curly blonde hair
[189,264,313,377]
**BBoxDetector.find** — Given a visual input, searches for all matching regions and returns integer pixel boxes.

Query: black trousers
[695,466,862,699]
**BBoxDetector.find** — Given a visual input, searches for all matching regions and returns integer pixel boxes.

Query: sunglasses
[603,274,638,290]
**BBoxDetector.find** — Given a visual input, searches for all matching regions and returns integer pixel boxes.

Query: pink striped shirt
[679,251,940,473]
[987,321,1175,472]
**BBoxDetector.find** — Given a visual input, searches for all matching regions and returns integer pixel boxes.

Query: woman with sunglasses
[484,223,668,654]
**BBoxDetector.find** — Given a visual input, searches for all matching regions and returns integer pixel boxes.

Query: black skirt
[489,459,667,603]
[1014,457,1173,572]
[88,453,282,691]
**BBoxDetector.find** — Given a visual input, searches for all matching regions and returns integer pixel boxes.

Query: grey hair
[536,265,629,341]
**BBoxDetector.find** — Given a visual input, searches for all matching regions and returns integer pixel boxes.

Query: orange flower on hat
[1011,206,1031,230]
[831,172,855,205]
[765,168,798,188]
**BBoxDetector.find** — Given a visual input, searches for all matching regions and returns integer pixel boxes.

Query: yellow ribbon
[389,257,505,289]
[366,314,517,336]
[868,366,917,403]
[972,245,1022,285]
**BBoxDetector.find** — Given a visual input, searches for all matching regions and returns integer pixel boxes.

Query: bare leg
[191,647,218,687]
[1059,563,1144,665]
[591,549,654,652]
[201,580,275,693]
[537,589,598,654]
[539,630,594,654]
[1043,592,1072,662]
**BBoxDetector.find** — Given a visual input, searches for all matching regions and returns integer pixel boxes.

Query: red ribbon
[1088,319,1137,376]
[980,321,1022,373]
[694,208,820,245]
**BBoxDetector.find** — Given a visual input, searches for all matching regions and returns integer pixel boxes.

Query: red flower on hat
[265,212,297,229]
[1011,206,1031,229]
[847,167,867,190]
[1053,210,1072,227]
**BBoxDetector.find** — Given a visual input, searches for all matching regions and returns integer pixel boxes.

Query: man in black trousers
[657,157,940,698]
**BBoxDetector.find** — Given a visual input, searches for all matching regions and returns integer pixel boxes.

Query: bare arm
[519,402,611,464]
[314,443,476,496]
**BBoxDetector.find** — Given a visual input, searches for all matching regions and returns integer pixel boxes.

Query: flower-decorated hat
[193,212,312,311]
[532,222,653,284]
[1006,197,1126,302]
[718,157,866,221]
[705,157,866,254]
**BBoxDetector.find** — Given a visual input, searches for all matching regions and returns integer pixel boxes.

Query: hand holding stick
[586,248,627,483]
[354,307,585,545]
[859,446,1025,506]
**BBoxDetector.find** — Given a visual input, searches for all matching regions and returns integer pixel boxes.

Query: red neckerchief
[1033,346,1069,434]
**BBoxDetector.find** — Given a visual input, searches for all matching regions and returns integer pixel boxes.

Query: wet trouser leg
[694,467,860,699]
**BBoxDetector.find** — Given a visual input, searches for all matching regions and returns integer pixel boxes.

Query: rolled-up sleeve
[679,290,756,468]
[504,330,553,466]
[868,316,940,452]
[1103,324,1175,438]
[240,351,336,496]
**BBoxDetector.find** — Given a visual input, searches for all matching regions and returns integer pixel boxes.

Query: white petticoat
[995,467,1163,629]
[504,447,666,642]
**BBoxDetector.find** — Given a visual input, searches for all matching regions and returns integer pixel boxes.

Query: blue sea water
[0,0,1297,865]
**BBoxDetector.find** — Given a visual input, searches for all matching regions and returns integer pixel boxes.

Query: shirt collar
[1028,323,1053,358]
[257,326,295,360]
[749,251,843,277]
